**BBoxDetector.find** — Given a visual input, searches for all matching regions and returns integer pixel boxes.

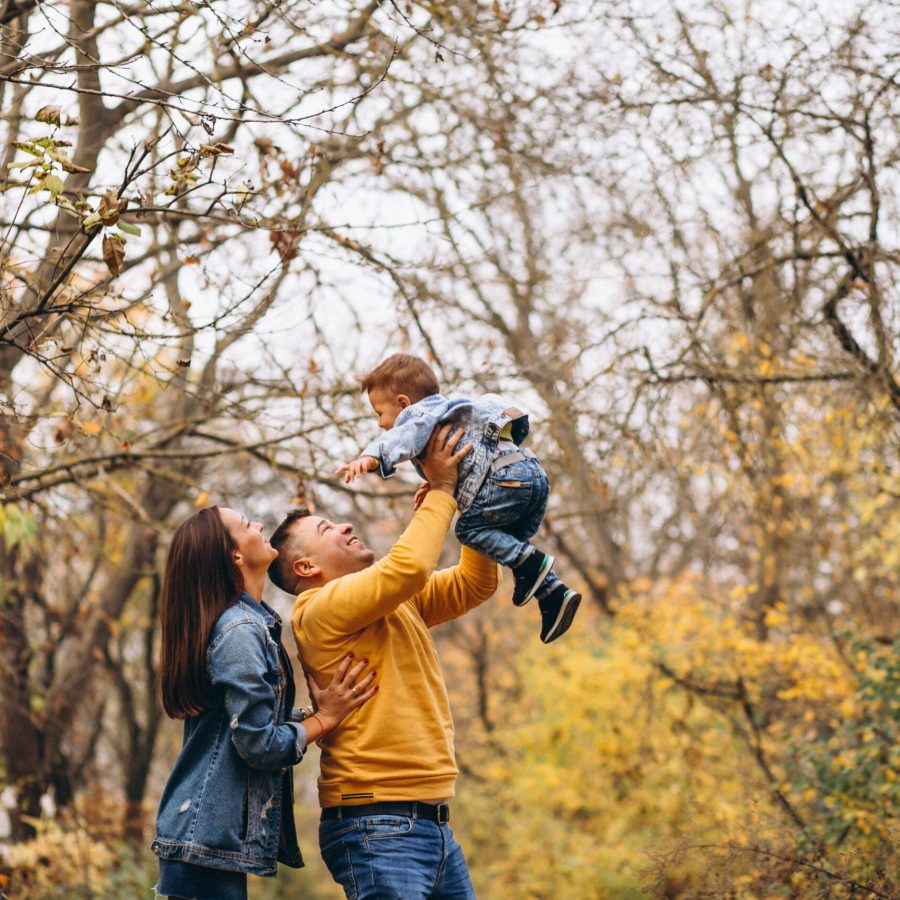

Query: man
[268,426,498,899]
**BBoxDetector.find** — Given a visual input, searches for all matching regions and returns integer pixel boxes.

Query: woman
[151,506,377,900]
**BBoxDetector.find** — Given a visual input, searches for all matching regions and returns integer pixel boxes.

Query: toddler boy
[337,353,581,643]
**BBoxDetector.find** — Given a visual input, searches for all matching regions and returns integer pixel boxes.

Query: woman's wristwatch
[291,705,314,722]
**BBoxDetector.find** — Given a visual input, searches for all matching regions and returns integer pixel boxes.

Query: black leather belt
[321,801,450,824]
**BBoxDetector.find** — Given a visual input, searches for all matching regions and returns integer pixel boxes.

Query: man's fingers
[425,424,462,456]
[427,423,452,452]
[452,440,473,461]
[441,426,464,453]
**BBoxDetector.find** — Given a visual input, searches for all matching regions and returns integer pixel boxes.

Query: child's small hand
[336,456,378,484]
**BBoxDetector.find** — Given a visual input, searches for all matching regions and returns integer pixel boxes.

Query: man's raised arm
[413,544,499,628]
[300,426,472,644]
[302,492,457,642]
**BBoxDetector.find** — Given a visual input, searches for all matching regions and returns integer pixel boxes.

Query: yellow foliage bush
[444,571,898,898]
[7,814,117,898]
[4,791,157,899]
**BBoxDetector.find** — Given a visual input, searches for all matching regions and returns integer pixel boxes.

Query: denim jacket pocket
[244,768,281,853]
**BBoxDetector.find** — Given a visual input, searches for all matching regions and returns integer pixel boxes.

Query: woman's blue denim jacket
[361,392,530,513]
[151,596,306,876]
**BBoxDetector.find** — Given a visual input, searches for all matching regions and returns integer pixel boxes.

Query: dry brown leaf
[102,234,125,276]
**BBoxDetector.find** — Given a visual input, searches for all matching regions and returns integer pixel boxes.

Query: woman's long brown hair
[158,507,243,719]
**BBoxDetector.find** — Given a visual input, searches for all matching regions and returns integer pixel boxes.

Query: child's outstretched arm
[358,407,443,479]
[335,455,378,484]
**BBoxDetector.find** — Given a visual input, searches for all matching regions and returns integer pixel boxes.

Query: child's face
[368,387,407,430]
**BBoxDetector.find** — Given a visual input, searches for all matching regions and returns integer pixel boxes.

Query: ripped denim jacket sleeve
[208,622,306,771]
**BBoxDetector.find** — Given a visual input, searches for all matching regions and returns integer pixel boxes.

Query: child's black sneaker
[539,586,582,643]
[511,551,554,607]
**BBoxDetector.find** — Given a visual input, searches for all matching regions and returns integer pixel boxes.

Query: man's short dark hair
[268,508,311,593]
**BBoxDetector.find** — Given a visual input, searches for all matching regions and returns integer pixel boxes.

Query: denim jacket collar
[241,593,282,638]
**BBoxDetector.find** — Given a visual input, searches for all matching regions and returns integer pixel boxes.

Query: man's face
[368,387,407,430]
[290,515,375,583]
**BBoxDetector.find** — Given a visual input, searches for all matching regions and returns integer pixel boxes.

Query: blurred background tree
[1,0,897,897]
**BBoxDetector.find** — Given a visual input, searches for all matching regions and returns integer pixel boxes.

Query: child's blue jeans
[454,455,561,597]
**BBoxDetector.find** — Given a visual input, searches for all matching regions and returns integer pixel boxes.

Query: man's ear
[397,393,411,409]
[292,557,319,579]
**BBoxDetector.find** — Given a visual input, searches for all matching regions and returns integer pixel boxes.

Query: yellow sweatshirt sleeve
[300,491,457,644]
[413,546,500,628]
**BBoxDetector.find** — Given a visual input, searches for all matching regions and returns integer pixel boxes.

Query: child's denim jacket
[151,596,306,876]
[361,392,530,513]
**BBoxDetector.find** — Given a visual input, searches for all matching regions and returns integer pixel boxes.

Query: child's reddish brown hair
[358,353,440,402]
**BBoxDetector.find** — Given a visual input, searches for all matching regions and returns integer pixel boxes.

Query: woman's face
[219,508,278,571]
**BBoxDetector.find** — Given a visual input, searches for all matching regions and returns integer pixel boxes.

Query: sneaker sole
[513,553,555,607]
[541,591,582,643]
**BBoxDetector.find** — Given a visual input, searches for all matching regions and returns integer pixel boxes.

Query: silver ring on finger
[351,686,358,695]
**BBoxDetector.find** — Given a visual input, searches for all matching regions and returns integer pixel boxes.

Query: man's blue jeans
[454,456,561,597]
[319,813,476,899]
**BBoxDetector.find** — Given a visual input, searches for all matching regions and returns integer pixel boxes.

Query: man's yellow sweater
[291,491,498,807]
